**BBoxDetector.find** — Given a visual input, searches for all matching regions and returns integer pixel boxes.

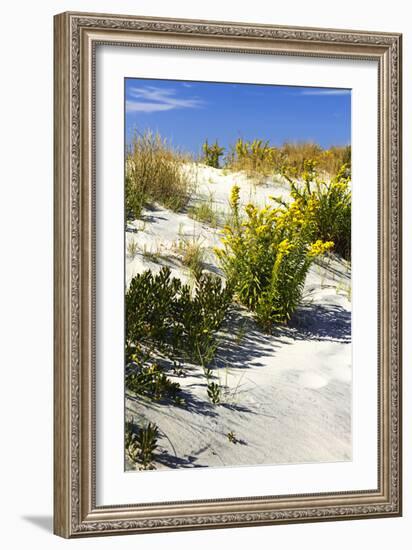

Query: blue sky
[125,78,351,156]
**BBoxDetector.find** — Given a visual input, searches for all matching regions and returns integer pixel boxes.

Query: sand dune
[125,164,351,470]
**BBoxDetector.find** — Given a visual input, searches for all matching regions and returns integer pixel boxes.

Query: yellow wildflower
[230,185,240,209]
[256,225,267,236]
[278,238,293,255]
[308,240,334,257]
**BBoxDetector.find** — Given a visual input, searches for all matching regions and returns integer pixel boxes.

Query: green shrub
[125,130,193,218]
[177,273,233,364]
[215,184,333,330]
[126,267,181,350]
[126,267,232,367]
[202,139,225,168]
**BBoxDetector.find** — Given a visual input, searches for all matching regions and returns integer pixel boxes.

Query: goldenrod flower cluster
[278,238,293,256]
[215,166,350,328]
[229,184,240,210]
[308,239,334,257]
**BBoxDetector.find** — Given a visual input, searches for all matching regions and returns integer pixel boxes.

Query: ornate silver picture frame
[53,11,402,538]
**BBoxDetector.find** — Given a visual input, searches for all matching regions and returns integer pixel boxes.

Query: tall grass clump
[279,141,323,177]
[279,142,351,179]
[225,138,350,180]
[226,138,277,179]
[125,130,193,219]
[215,184,333,331]
[280,161,351,260]
[176,235,206,280]
[318,145,351,177]
[188,192,219,228]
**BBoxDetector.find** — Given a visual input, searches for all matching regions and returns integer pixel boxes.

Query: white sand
[125,164,352,470]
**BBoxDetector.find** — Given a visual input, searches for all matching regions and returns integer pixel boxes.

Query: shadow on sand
[125,300,351,469]
[277,303,351,343]
[156,449,207,468]
[213,307,281,371]
[215,301,350,372]
[126,204,169,231]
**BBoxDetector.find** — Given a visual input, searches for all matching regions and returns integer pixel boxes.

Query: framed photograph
[53,11,402,538]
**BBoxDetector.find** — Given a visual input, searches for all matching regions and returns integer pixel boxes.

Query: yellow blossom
[278,239,293,255]
[230,185,240,209]
[308,240,334,257]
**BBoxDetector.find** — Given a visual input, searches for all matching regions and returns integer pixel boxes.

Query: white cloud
[298,89,351,96]
[126,101,177,113]
[126,86,204,113]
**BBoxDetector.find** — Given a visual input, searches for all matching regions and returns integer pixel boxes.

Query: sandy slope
[125,164,352,470]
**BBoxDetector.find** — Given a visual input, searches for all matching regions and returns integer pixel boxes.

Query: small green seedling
[207,382,221,404]
[227,431,238,444]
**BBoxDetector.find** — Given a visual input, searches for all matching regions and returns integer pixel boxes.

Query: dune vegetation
[125,130,352,471]
[125,130,194,219]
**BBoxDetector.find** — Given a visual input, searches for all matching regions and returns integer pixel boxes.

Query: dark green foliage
[126,267,181,350]
[253,240,313,331]
[207,382,221,404]
[126,267,233,369]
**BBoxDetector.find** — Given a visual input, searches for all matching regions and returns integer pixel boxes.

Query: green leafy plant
[126,267,181,348]
[202,139,225,168]
[126,267,232,368]
[125,421,160,470]
[125,354,182,403]
[215,184,333,330]
[172,360,185,377]
[173,272,233,364]
[207,381,221,404]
